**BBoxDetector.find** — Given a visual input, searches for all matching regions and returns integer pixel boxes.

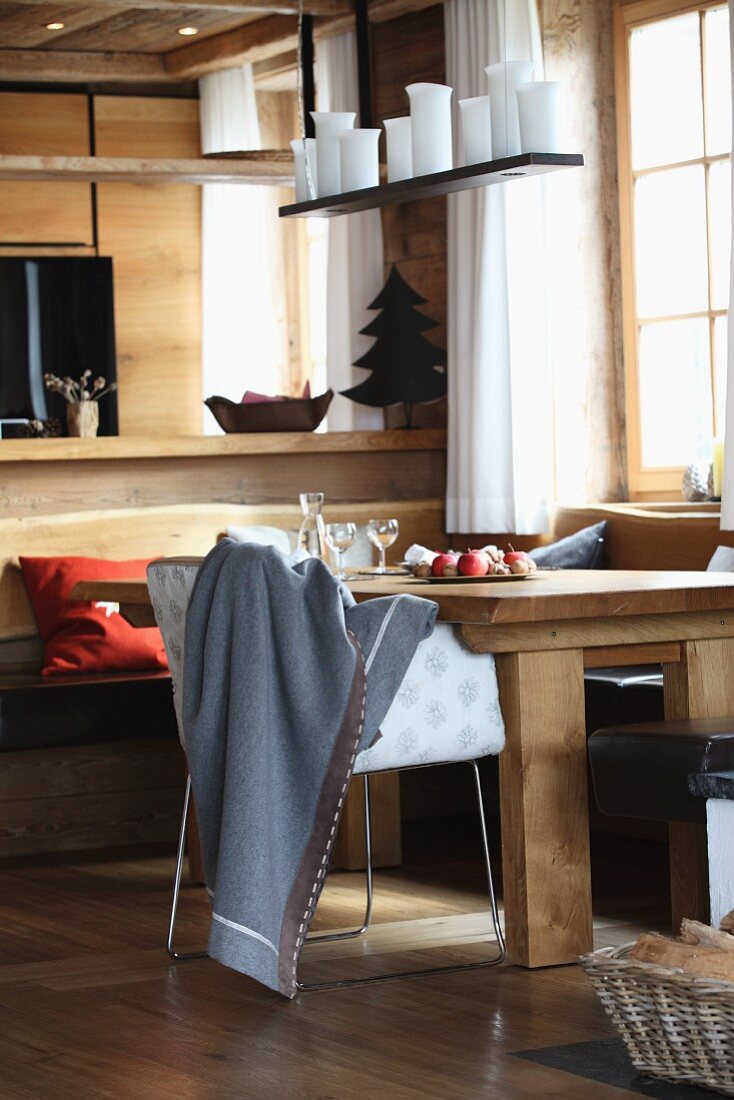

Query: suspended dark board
[279,152,584,219]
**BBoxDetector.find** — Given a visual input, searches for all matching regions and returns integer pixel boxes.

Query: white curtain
[199,66,288,432]
[445,0,552,533]
[720,1,734,527]
[315,33,385,431]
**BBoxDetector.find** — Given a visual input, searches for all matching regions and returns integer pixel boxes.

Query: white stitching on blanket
[364,597,400,674]
[212,912,278,955]
[291,639,367,990]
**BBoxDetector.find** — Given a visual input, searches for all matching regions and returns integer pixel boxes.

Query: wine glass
[367,518,399,574]
[325,522,357,581]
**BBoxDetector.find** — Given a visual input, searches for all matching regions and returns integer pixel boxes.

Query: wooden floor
[0,823,671,1100]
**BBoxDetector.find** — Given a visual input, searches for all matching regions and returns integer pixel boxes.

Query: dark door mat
[513,1037,717,1098]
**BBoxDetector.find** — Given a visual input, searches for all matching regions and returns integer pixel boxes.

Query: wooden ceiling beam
[165,13,299,77]
[0,48,171,83]
[1,0,350,13]
[165,0,444,78]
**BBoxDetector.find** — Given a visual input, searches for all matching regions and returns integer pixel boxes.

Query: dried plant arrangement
[43,370,117,404]
[43,371,117,438]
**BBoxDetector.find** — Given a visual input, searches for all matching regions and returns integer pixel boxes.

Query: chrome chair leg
[296,759,505,992]
[167,775,208,961]
[307,774,374,944]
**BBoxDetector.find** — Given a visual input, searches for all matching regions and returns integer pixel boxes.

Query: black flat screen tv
[0,256,118,436]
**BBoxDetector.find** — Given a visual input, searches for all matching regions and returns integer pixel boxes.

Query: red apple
[431,553,459,577]
[504,543,530,566]
[457,551,490,577]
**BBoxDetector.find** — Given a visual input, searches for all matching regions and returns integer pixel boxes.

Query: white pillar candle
[383,117,412,182]
[458,95,492,166]
[310,111,356,198]
[406,82,453,176]
[485,61,534,159]
[337,128,381,192]
[516,80,562,154]
[290,137,318,202]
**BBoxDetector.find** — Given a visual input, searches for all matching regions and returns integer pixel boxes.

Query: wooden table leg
[495,647,592,967]
[662,637,734,927]
[331,773,402,870]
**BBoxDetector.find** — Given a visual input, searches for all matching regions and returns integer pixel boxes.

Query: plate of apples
[412,546,539,583]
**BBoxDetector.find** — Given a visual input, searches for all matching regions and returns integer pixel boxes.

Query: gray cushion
[529,521,607,569]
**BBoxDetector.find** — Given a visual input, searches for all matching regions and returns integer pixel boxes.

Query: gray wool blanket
[182,539,437,998]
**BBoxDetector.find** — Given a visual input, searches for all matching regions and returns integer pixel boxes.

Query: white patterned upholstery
[147,557,504,769]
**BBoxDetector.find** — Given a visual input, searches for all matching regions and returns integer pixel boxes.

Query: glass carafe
[298,492,326,558]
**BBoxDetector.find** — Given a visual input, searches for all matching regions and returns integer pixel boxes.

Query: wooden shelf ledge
[0,429,447,463]
[0,155,294,186]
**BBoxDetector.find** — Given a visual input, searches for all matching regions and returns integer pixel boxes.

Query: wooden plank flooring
[0,830,670,1099]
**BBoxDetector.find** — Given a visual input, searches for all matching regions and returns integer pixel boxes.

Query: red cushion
[19,556,168,677]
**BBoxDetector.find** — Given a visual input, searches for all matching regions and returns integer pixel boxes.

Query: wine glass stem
[378,546,386,573]
[337,549,345,580]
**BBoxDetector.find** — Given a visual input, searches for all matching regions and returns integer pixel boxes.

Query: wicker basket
[580,944,734,1095]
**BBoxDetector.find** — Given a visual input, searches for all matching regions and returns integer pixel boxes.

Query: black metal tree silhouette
[341,266,446,428]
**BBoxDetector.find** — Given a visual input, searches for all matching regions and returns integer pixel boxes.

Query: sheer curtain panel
[445,0,552,534]
[315,32,385,430]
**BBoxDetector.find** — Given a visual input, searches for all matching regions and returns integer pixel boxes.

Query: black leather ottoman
[589,717,734,927]
[588,718,734,825]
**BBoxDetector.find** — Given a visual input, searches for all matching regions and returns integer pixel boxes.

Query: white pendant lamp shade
[383,117,413,182]
[290,137,318,202]
[310,110,356,198]
[458,95,492,165]
[485,60,534,158]
[338,128,381,191]
[406,82,453,176]
[516,81,562,154]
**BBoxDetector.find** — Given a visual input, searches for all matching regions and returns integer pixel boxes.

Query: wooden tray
[414,572,539,584]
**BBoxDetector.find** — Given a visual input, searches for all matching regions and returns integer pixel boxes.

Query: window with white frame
[616,1,731,496]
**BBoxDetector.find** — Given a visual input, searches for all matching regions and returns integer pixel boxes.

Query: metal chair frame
[167,760,506,990]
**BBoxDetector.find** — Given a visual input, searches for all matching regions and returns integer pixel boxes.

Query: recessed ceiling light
[45,21,65,30]
[177,25,198,35]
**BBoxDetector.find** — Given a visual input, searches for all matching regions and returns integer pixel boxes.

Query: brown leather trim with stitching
[277,632,367,997]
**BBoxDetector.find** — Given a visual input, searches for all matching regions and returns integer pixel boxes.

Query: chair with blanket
[147,555,506,990]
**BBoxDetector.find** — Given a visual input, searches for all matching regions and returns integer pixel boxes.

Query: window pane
[630,12,703,170]
[705,6,732,156]
[634,165,708,317]
[639,318,713,467]
[715,315,728,433]
[710,159,732,312]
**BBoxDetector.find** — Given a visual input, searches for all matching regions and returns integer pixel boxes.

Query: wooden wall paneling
[372,7,447,430]
[0,448,446,520]
[0,497,446,641]
[0,737,183,858]
[94,96,202,437]
[0,91,93,244]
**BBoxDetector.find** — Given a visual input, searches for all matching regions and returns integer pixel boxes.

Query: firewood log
[679,918,734,952]
[629,933,713,969]
[680,953,734,981]
[721,909,734,934]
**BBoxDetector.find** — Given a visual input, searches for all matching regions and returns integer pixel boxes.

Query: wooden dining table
[73,567,734,969]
